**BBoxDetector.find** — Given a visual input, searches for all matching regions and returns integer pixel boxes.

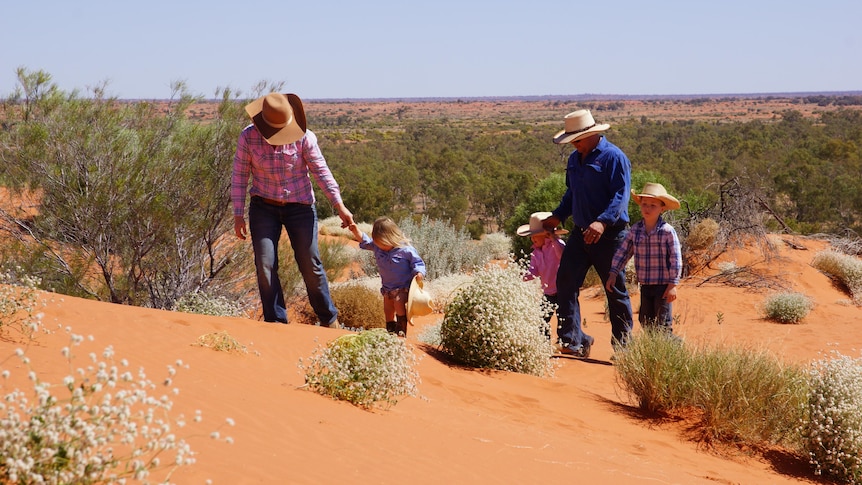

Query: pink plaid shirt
[231,126,342,217]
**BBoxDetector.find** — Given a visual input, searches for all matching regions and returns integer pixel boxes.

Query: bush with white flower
[300,329,419,409]
[440,262,555,377]
[803,352,862,484]
[0,329,234,484]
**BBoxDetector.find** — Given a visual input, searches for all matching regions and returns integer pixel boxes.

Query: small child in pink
[518,211,568,339]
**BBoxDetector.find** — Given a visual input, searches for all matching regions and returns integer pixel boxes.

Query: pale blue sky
[2,0,859,100]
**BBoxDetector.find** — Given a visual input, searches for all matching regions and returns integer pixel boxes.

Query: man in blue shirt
[542,110,634,358]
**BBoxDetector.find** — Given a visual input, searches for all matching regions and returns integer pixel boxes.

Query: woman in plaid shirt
[606,183,682,334]
[232,93,354,327]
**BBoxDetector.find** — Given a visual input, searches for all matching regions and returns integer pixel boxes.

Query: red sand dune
[2,236,859,484]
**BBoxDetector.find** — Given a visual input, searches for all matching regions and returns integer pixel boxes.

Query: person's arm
[231,128,253,239]
[605,232,635,291]
[411,248,426,282]
[302,131,354,228]
[597,148,632,227]
[348,223,362,241]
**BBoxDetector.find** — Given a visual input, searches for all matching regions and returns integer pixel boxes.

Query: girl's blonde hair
[372,216,410,248]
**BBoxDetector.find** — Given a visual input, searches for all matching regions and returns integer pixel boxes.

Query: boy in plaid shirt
[606,183,682,334]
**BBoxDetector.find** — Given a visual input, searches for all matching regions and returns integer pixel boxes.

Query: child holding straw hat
[518,212,568,339]
[349,217,426,337]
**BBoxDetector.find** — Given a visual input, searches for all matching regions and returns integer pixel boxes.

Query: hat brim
[632,192,681,211]
[406,276,433,323]
[516,224,569,237]
[245,93,307,145]
[552,123,610,144]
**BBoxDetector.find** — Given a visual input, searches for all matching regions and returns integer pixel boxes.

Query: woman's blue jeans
[248,198,338,325]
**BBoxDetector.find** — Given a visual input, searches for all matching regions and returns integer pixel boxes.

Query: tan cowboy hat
[552,110,610,144]
[516,211,569,237]
[244,93,307,145]
[406,275,433,324]
[631,183,681,211]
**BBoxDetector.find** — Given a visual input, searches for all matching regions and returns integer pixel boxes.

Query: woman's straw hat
[244,93,307,145]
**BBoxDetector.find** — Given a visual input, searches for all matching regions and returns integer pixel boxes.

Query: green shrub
[174,290,244,317]
[505,173,568,261]
[300,329,419,408]
[761,291,813,324]
[804,353,862,484]
[812,250,862,304]
[440,263,554,377]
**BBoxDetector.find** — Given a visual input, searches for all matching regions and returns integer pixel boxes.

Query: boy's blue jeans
[248,198,338,325]
[638,284,674,331]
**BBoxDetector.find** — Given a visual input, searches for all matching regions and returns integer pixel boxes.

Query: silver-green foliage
[300,329,419,408]
[440,263,554,377]
[399,216,488,280]
[762,291,813,324]
[804,353,862,484]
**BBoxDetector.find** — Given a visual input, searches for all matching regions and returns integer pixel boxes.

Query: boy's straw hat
[517,212,569,237]
[631,183,680,210]
[407,275,433,323]
[552,110,610,144]
[244,93,307,145]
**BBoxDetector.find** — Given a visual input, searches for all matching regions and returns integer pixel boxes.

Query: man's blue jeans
[248,198,338,325]
[555,226,634,349]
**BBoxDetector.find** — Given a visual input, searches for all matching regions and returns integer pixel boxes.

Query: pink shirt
[524,237,565,296]
[231,126,342,217]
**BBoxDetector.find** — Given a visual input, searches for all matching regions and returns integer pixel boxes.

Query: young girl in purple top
[606,183,682,334]
[349,217,426,337]
[518,212,568,339]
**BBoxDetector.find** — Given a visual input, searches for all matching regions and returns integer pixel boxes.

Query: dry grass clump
[686,218,720,251]
[761,291,813,324]
[399,216,489,280]
[299,329,419,409]
[330,282,385,330]
[804,352,862,484]
[439,263,555,377]
[615,330,808,448]
[196,331,248,353]
[812,250,862,304]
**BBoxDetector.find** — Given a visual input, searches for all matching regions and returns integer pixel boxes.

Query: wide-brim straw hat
[407,275,433,323]
[516,211,569,237]
[552,109,610,144]
[631,183,680,211]
[244,93,307,145]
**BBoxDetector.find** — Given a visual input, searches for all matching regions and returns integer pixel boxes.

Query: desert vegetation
[3,67,862,483]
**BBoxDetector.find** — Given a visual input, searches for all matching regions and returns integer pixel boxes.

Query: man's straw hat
[244,93,307,145]
[552,110,610,144]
